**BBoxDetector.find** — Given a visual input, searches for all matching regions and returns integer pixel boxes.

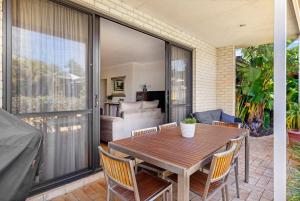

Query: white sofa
[100,101,164,142]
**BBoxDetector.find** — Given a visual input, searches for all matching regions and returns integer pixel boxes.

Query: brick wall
[216,46,236,115]
[0,0,231,113]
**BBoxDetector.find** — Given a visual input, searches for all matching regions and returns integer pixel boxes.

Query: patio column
[274,0,286,200]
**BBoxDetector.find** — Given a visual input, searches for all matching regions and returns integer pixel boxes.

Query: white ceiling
[100,19,165,67]
[121,0,299,47]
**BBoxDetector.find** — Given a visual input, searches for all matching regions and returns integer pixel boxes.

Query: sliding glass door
[7,0,99,189]
[166,44,193,122]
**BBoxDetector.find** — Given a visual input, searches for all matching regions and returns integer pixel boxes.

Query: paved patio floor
[51,135,274,201]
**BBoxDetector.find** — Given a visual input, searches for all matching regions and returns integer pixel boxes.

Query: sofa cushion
[221,112,235,123]
[142,100,159,109]
[119,102,142,113]
[123,108,162,119]
[193,109,222,124]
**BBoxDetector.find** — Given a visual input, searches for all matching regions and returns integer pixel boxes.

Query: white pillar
[274,0,287,200]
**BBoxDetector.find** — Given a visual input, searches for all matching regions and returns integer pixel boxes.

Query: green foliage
[263,111,271,129]
[236,44,274,133]
[183,118,197,124]
[288,143,300,201]
[236,40,299,133]
[287,102,300,129]
[288,168,300,201]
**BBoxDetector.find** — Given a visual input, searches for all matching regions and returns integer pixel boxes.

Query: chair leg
[135,162,139,174]
[162,189,168,201]
[106,189,111,201]
[221,188,226,201]
[162,182,170,201]
[225,185,229,201]
[167,185,173,201]
[234,159,240,198]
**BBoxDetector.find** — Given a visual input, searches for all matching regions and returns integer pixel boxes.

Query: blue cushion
[221,112,235,123]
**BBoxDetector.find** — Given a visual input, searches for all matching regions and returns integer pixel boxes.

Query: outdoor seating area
[47,133,273,201]
[1,0,297,200]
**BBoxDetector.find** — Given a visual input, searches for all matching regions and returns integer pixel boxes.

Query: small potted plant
[287,102,300,144]
[180,118,197,138]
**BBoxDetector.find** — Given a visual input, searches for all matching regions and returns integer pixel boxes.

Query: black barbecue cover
[0,109,42,201]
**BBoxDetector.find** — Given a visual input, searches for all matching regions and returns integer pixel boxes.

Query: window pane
[171,106,187,122]
[170,46,191,105]
[170,46,192,122]
[11,0,92,184]
[22,113,89,182]
[11,0,89,114]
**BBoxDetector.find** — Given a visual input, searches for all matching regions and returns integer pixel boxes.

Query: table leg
[177,172,190,201]
[245,134,249,183]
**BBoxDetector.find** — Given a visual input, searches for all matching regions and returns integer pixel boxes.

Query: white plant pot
[180,122,196,138]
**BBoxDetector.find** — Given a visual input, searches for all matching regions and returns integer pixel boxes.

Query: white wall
[132,60,165,93]
[101,60,165,102]
[101,63,135,102]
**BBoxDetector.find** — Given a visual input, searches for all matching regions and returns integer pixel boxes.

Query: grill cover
[0,109,42,201]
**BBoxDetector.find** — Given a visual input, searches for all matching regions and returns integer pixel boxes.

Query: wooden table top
[109,124,249,174]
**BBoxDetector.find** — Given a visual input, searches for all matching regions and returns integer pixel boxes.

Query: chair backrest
[131,127,158,137]
[209,143,236,183]
[98,147,140,200]
[201,144,236,199]
[229,135,244,158]
[212,121,241,128]
[159,122,177,130]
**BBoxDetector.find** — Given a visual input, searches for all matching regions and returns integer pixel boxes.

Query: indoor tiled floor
[50,136,274,201]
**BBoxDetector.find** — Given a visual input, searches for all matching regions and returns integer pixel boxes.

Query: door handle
[95,95,99,108]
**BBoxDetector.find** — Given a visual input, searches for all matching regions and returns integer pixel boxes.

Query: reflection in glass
[11,0,89,114]
[11,0,91,185]
[23,113,89,182]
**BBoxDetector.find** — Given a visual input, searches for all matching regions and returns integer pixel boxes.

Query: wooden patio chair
[202,135,245,198]
[131,127,170,179]
[131,127,158,137]
[227,135,244,198]
[159,122,177,130]
[98,147,172,201]
[169,144,237,201]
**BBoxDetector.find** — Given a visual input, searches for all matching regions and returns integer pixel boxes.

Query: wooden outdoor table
[108,123,250,201]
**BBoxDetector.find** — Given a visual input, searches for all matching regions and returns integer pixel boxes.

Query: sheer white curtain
[12,0,90,183]
[170,46,192,122]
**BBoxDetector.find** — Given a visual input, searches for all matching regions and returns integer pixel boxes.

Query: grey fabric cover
[220,112,235,123]
[0,109,42,201]
[193,109,222,124]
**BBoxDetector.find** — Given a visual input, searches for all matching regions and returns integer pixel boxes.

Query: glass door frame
[2,0,193,194]
[3,0,100,194]
[165,42,193,123]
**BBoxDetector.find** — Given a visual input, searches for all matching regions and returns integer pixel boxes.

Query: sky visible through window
[12,26,86,74]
